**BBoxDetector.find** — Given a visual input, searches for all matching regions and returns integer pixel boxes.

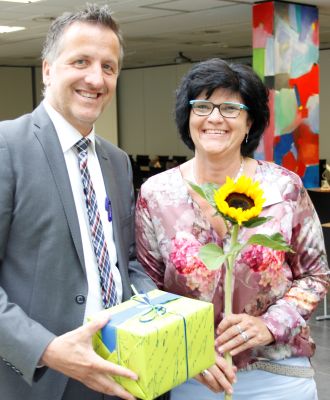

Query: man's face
[43,22,121,136]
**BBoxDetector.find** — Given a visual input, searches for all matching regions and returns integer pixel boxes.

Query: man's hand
[40,310,137,400]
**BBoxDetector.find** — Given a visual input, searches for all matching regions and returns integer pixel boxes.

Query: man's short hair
[42,3,124,69]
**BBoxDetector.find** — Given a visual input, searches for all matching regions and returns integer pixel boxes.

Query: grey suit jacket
[0,103,155,400]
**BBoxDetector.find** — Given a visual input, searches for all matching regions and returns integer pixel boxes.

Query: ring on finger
[236,324,243,334]
[200,369,209,377]
[240,331,249,342]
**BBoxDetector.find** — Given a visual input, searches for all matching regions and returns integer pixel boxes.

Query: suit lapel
[32,104,85,271]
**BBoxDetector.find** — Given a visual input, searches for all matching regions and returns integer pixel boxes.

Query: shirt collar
[43,99,96,154]
[261,181,283,208]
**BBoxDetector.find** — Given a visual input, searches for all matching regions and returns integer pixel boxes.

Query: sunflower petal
[213,175,265,225]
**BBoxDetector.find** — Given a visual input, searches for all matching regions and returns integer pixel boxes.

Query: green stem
[224,224,239,400]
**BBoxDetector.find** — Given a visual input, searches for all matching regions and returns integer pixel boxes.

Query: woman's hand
[215,313,274,356]
[194,354,237,395]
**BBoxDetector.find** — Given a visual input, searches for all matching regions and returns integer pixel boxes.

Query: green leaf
[198,243,229,270]
[200,183,218,207]
[188,181,220,206]
[187,181,207,200]
[243,216,272,228]
[222,214,238,225]
[247,233,293,252]
[231,242,245,256]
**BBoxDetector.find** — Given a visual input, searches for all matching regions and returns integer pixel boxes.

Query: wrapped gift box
[92,289,215,400]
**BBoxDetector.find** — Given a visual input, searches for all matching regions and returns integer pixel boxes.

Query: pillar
[253,1,319,188]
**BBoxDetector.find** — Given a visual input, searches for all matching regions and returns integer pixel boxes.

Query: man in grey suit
[0,4,158,400]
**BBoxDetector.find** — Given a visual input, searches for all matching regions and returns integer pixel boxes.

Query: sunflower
[214,175,265,225]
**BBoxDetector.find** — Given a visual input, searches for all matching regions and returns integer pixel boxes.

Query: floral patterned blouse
[135,160,330,369]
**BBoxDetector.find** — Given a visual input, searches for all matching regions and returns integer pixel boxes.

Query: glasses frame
[189,100,250,118]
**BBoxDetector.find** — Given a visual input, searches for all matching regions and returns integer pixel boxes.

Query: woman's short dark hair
[42,3,124,69]
[175,58,270,156]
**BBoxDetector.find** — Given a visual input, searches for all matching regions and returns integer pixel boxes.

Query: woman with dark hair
[135,58,329,399]
[175,58,268,157]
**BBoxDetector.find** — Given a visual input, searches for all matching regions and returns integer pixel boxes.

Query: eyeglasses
[189,100,250,118]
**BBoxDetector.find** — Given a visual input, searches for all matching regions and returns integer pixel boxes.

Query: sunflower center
[225,192,255,210]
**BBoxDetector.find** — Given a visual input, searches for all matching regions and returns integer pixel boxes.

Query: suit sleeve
[0,133,55,385]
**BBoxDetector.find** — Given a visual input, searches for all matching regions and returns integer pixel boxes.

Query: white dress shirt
[43,100,123,322]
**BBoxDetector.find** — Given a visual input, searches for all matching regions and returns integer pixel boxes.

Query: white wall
[118,63,193,159]
[0,67,33,121]
[35,66,43,106]
[118,53,330,162]
[1,51,330,161]
[94,97,118,145]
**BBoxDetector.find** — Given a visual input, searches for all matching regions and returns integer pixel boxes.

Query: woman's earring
[245,132,249,143]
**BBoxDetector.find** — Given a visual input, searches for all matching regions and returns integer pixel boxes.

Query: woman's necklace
[191,157,245,185]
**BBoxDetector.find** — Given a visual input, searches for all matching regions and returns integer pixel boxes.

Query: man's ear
[42,59,51,87]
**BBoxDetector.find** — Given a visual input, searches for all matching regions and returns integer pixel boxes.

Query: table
[308,187,330,193]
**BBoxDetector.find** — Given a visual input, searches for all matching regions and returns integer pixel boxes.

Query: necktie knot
[75,137,91,154]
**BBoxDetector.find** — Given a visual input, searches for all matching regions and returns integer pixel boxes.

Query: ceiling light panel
[0,0,42,3]
[0,25,25,33]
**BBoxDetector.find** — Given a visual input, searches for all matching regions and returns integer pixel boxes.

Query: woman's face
[189,88,252,159]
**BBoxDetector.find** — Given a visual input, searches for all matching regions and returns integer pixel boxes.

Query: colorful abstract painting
[253,1,319,188]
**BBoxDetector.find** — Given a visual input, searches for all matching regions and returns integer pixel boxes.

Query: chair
[172,155,187,165]
[134,155,151,191]
[158,155,170,168]
[136,154,150,167]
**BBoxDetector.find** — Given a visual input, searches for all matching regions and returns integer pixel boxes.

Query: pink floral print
[135,160,330,369]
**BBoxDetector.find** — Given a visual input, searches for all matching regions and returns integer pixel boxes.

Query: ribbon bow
[131,292,167,322]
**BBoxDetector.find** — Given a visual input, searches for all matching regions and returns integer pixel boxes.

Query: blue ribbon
[102,292,180,352]
[101,291,190,379]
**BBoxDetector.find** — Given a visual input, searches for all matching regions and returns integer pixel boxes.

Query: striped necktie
[75,138,118,308]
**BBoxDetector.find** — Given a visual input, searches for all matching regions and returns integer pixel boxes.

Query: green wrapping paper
[92,289,215,400]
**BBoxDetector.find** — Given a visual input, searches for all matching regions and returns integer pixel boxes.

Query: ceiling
[0,0,329,69]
